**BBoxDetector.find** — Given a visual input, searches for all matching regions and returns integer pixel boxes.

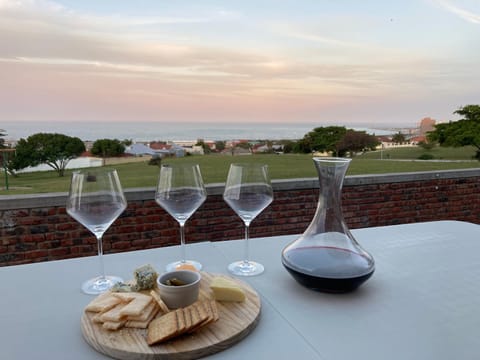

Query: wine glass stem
[180,223,186,263]
[97,235,106,280]
[243,223,250,265]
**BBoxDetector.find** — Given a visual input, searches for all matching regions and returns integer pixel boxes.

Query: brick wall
[1,169,479,266]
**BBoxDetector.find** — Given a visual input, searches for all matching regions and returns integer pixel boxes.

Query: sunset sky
[1,0,479,126]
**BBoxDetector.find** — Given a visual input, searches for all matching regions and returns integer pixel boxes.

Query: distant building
[149,141,185,157]
[419,117,436,135]
[83,141,95,151]
[410,135,426,144]
[126,143,155,156]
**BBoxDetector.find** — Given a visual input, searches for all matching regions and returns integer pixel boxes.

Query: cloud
[1,0,479,123]
[433,0,480,24]
[0,1,253,69]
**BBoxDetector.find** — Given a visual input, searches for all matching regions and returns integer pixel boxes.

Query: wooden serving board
[81,272,261,360]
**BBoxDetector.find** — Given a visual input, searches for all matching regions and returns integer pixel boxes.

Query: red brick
[0,174,479,266]
[49,248,70,257]
[24,250,49,259]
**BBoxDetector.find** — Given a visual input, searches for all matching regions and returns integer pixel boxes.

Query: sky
[1,0,480,127]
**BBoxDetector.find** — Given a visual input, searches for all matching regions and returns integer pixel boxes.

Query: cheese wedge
[210,277,246,302]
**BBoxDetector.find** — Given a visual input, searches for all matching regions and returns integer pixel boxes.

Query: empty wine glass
[155,163,207,272]
[66,168,127,295]
[223,163,273,276]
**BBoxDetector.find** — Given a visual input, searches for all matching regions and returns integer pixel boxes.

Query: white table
[1,220,479,360]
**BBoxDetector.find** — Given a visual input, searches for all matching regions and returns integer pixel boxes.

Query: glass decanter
[281,157,375,293]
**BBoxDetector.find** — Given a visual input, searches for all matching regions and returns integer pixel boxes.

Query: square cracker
[99,303,127,322]
[85,292,121,313]
[103,320,126,331]
[175,309,187,334]
[116,293,152,317]
[126,301,157,322]
[92,313,104,324]
[194,301,209,319]
[182,307,192,330]
[112,291,151,302]
[198,301,215,327]
[186,305,209,334]
[147,311,179,345]
[125,307,160,329]
[208,300,220,322]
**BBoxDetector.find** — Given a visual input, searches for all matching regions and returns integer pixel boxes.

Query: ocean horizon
[1,120,400,142]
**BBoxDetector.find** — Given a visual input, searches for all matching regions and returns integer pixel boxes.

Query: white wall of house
[17,157,103,173]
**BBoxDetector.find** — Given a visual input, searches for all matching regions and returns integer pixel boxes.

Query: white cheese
[210,277,246,302]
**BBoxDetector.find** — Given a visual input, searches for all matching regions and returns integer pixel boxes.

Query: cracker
[182,307,192,330]
[117,293,152,317]
[102,320,126,331]
[209,300,220,322]
[147,311,179,345]
[85,292,121,313]
[92,313,104,324]
[200,301,215,326]
[99,303,127,322]
[125,307,160,329]
[112,291,148,302]
[150,289,170,313]
[186,304,209,334]
[175,309,186,334]
[126,301,157,322]
[184,300,218,333]
[194,301,209,319]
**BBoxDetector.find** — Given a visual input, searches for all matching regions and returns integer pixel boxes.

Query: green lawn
[359,145,477,160]
[1,149,479,195]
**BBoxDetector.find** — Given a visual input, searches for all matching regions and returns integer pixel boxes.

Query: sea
[1,120,396,143]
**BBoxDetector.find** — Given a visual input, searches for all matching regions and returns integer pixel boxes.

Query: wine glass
[223,163,273,276]
[66,168,127,295]
[155,163,207,272]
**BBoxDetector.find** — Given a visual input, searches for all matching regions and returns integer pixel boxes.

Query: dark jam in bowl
[282,246,374,293]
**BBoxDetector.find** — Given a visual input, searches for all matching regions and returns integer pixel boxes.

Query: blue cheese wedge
[133,264,158,291]
[111,282,135,292]
[210,277,246,302]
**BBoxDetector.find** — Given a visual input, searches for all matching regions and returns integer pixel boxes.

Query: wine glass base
[81,275,123,295]
[166,260,202,272]
[228,260,264,276]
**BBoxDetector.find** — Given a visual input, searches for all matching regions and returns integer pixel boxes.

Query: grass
[0,147,479,195]
[359,145,477,160]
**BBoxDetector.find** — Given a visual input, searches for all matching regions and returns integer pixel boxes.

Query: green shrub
[418,153,434,160]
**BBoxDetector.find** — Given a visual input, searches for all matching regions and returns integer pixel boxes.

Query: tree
[91,139,125,157]
[281,140,295,154]
[195,139,211,154]
[293,137,312,153]
[392,132,406,144]
[91,139,126,162]
[296,126,347,154]
[11,133,85,176]
[236,141,252,153]
[427,104,480,159]
[148,154,162,167]
[335,129,379,157]
[215,141,226,152]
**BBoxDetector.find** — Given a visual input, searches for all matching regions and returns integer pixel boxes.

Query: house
[149,142,186,157]
[125,143,156,156]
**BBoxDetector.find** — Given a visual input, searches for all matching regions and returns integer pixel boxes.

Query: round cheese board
[81,272,261,359]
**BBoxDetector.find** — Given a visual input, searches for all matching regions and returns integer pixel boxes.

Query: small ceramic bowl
[156,270,201,309]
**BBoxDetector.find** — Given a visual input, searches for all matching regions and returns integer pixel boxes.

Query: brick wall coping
[1,168,478,211]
